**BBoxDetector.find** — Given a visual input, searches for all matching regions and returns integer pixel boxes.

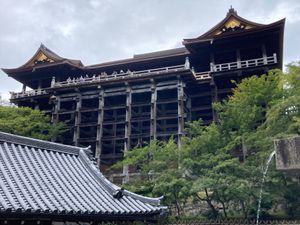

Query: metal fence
[165,219,300,225]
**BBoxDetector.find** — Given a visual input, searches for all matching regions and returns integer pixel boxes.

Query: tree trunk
[196,188,218,218]
[220,199,227,218]
[173,191,181,216]
[241,201,248,219]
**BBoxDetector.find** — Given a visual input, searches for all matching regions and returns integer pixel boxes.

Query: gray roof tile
[0,132,165,220]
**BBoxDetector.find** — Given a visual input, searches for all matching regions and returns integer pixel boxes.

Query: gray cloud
[0,0,299,99]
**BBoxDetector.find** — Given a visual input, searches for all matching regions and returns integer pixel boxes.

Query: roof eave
[0,210,165,222]
[2,60,83,77]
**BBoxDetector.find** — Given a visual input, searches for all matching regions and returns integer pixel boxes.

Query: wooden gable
[183,7,267,45]
[21,44,63,68]
[199,8,263,39]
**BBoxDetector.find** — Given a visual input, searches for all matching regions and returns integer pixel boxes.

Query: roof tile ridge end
[123,189,163,206]
[78,150,163,207]
[78,149,117,194]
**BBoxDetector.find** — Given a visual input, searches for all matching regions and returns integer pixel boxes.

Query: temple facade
[2,8,285,181]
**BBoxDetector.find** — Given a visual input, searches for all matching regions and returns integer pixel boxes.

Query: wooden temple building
[2,8,285,181]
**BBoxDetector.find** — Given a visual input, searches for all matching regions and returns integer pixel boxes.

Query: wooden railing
[194,71,212,81]
[10,89,48,99]
[212,53,277,72]
[53,64,189,88]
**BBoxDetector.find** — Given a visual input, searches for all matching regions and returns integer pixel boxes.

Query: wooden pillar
[177,78,185,148]
[262,44,267,64]
[137,106,143,145]
[186,93,192,122]
[112,110,117,156]
[150,81,157,140]
[37,80,42,91]
[51,96,60,124]
[73,94,82,146]
[210,78,218,122]
[51,96,60,142]
[123,85,132,183]
[210,52,215,72]
[236,49,241,68]
[22,84,26,93]
[34,103,39,110]
[96,88,104,166]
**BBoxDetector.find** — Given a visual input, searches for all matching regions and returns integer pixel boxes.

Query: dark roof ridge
[0,131,88,155]
[85,47,188,69]
[78,150,163,206]
[133,47,188,59]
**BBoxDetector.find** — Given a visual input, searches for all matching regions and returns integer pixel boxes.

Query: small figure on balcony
[80,76,84,82]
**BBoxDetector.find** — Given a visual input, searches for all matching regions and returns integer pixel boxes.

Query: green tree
[183,121,257,218]
[113,139,191,216]
[0,106,67,140]
[212,65,300,218]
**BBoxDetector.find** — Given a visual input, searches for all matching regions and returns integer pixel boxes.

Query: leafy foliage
[114,139,191,215]
[0,106,67,140]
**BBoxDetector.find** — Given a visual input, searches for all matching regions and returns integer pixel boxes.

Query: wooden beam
[190,91,212,98]
[156,84,178,91]
[191,105,212,112]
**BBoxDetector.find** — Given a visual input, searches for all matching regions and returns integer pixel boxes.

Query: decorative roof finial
[227,6,237,16]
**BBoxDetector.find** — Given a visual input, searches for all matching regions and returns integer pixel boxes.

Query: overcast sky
[0,0,299,99]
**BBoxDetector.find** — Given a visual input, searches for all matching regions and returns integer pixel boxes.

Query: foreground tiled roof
[0,132,165,221]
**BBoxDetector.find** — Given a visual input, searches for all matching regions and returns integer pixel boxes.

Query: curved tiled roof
[0,132,165,221]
